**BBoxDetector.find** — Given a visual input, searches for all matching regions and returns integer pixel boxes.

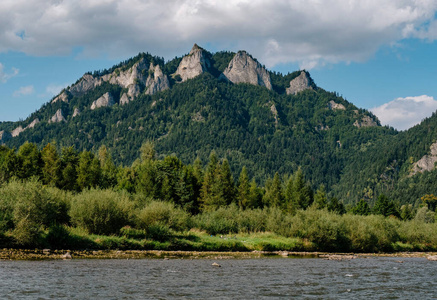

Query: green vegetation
[0,143,436,253]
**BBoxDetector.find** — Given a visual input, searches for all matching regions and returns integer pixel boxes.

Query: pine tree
[237,166,250,209]
[263,172,284,208]
[313,184,328,209]
[41,143,61,187]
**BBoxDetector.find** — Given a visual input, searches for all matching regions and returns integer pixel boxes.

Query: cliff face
[174,44,211,82]
[91,92,115,110]
[145,63,170,95]
[49,109,66,123]
[411,141,437,175]
[69,58,149,99]
[69,74,102,97]
[51,91,70,104]
[220,51,272,90]
[286,71,312,95]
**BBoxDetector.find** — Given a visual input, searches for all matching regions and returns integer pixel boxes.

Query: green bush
[194,205,239,235]
[286,209,349,251]
[0,179,70,246]
[136,200,190,232]
[70,189,135,235]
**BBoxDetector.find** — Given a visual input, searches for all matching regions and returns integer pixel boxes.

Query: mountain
[1,43,436,206]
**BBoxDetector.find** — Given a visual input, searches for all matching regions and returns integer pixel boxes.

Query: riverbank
[1,248,437,261]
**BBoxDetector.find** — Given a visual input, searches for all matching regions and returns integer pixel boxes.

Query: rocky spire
[91,92,115,110]
[220,51,272,90]
[286,71,313,95]
[145,63,170,95]
[49,109,66,123]
[174,44,211,82]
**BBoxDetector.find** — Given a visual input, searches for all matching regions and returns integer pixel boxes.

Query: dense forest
[0,142,436,252]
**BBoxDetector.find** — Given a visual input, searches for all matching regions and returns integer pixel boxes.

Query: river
[1,256,435,299]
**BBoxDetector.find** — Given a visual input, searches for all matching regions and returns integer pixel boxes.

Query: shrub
[194,205,239,235]
[0,179,70,246]
[136,200,190,232]
[286,208,349,251]
[70,189,135,235]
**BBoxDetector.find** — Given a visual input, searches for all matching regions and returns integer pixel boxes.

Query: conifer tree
[41,143,61,187]
[237,166,250,209]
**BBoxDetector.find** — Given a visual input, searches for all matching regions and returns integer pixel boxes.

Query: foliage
[69,189,134,235]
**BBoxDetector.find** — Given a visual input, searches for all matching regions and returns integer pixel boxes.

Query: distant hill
[2,44,436,206]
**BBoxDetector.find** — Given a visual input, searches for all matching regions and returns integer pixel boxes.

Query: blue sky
[1,0,437,130]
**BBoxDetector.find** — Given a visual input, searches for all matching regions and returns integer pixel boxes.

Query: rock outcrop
[145,63,170,95]
[69,58,149,99]
[72,108,80,117]
[49,109,66,123]
[11,126,24,137]
[220,51,272,90]
[51,91,70,104]
[91,92,115,110]
[328,100,346,111]
[69,74,102,96]
[27,118,40,129]
[174,44,210,82]
[411,141,437,175]
[119,93,130,106]
[103,58,148,98]
[353,116,378,128]
[286,71,312,95]
[0,130,12,143]
[270,103,279,125]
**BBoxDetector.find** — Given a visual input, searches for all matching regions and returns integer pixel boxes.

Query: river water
[0,256,435,299]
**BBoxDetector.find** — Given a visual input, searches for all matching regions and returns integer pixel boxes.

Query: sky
[1,0,437,131]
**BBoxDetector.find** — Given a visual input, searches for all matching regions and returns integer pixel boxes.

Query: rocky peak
[145,63,170,95]
[49,109,66,123]
[104,58,148,89]
[174,44,211,82]
[286,71,313,95]
[69,74,102,97]
[51,91,70,104]
[220,51,272,90]
[91,92,115,110]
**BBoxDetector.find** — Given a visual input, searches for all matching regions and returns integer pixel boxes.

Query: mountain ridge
[3,44,436,207]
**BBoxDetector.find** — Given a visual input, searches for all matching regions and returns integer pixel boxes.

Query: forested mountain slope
[2,44,436,206]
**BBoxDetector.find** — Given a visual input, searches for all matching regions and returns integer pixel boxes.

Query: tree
[373,194,399,217]
[17,142,42,179]
[237,166,250,209]
[263,172,284,208]
[76,151,101,190]
[219,159,235,205]
[421,194,437,212]
[313,184,328,209]
[328,197,346,215]
[98,145,117,189]
[200,151,225,211]
[351,199,371,216]
[41,143,61,187]
[60,147,79,191]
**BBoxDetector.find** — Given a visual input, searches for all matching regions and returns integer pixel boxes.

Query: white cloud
[0,0,436,68]
[13,85,35,97]
[371,95,437,131]
[0,63,19,83]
